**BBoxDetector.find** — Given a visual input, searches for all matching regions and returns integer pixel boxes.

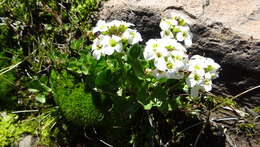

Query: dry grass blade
[211,85,260,112]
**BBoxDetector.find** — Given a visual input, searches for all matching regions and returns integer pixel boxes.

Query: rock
[99,0,260,106]
[100,0,260,40]
[191,23,260,106]
[18,135,33,147]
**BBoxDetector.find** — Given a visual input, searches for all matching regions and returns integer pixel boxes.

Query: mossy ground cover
[0,0,260,146]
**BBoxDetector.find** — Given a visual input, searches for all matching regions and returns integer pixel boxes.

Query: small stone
[18,135,33,147]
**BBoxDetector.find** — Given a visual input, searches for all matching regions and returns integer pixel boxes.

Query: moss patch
[51,70,104,126]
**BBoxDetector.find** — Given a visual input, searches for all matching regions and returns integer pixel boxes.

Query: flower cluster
[143,38,188,80]
[186,55,220,97]
[159,13,192,47]
[91,20,142,59]
[145,13,220,97]
[91,17,220,97]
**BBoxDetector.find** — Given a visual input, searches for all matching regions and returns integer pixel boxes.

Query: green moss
[237,123,256,137]
[252,105,260,113]
[0,108,67,146]
[51,70,104,126]
[57,86,104,126]
[0,113,37,146]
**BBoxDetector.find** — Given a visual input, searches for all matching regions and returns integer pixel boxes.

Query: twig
[12,110,39,114]
[99,139,113,147]
[231,85,260,101]
[211,85,260,112]
[50,121,57,130]
[0,61,22,76]
[194,124,205,147]
[0,49,37,76]
[84,131,96,142]
[254,115,260,125]
[244,106,258,116]
[225,133,237,147]
[211,117,239,122]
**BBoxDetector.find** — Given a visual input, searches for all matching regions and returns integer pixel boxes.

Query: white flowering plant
[74,15,220,114]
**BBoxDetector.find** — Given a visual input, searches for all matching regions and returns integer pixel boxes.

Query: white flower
[185,55,221,96]
[188,56,206,76]
[160,17,178,31]
[186,72,203,87]
[154,57,167,71]
[92,35,123,59]
[170,12,190,25]
[92,36,106,60]
[93,20,108,33]
[176,26,192,47]
[160,30,174,38]
[184,36,192,47]
[160,19,170,31]
[122,29,142,45]
[143,39,168,61]
[204,58,221,79]
[202,78,212,92]
[164,39,187,53]
[144,38,189,80]
[143,39,159,60]
[102,35,123,54]
[92,50,102,60]
[165,51,188,79]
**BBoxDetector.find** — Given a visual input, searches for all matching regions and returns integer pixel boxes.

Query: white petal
[112,35,121,42]
[103,47,114,55]
[132,32,142,44]
[160,31,174,38]
[184,37,192,47]
[114,43,123,52]
[203,84,212,92]
[169,19,178,26]
[154,58,167,71]
[159,20,170,31]
[143,46,155,60]
[176,32,184,41]
[93,50,101,60]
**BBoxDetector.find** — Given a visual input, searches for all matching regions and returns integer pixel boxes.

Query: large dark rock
[191,23,260,106]
[99,0,260,106]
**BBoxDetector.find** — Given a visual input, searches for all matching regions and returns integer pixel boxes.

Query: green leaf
[36,94,46,103]
[70,39,84,50]
[95,69,111,90]
[81,65,89,75]
[128,44,143,59]
[127,45,145,77]
[143,101,155,110]
[28,88,39,93]
[140,98,162,110]
[27,80,51,93]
